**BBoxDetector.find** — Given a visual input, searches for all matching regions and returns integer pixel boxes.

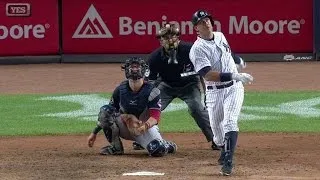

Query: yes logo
[6,3,31,17]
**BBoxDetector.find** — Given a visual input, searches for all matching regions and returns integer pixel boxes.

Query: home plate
[122,171,165,176]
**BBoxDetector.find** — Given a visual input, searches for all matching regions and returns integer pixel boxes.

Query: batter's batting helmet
[156,23,180,39]
[191,10,214,25]
[122,57,149,80]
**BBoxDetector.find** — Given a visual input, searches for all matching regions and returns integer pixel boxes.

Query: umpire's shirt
[148,41,199,87]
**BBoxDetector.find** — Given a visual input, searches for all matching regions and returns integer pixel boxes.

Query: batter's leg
[206,89,225,146]
[223,83,244,132]
[220,83,244,175]
[220,131,238,176]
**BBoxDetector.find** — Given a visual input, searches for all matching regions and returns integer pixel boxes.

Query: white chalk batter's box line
[122,171,165,176]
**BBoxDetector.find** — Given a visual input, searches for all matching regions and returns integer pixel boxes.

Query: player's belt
[207,81,234,90]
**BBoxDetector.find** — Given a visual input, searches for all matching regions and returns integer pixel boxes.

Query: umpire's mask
[156,24,180,64]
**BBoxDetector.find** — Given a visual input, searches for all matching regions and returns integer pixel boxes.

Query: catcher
[87,57,177,157]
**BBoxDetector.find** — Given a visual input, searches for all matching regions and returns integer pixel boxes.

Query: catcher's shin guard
[220,131,238,176]
[101,124,124,155]
[110,123,123,153]
[103,129,112,142]
[164,140,177,154]
[98,105,123,154]
[100,144,123,155]
[147,139,168,157]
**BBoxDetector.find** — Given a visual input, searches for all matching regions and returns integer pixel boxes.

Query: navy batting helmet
[121,57,149,80]
[191,10,214,25]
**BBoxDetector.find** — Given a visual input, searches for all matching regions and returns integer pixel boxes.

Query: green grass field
[0,91,320,136]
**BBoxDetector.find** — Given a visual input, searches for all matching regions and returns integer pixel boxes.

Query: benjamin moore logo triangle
[72,4,113,38]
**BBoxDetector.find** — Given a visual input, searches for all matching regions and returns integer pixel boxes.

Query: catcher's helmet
[121,57,149,80]
[191,10,214,25]
[156,23,180,39]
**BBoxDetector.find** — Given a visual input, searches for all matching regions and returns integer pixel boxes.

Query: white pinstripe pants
[205,82,244,146]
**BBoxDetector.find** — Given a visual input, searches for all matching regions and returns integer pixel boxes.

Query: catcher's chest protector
[119,82,152,118]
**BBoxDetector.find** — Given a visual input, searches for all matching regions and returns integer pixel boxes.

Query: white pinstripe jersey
[189,32,238,86]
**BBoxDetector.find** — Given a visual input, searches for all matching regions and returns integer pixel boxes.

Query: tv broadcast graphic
[0,0,319,180]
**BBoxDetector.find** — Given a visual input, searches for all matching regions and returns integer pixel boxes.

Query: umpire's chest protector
[119,83,151,117]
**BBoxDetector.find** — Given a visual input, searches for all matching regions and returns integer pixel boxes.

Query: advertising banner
[0,0,59,56]
[62,0,313,54]
[315,0,320,60]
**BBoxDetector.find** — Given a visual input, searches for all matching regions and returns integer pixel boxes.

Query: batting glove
[232,73,253,84]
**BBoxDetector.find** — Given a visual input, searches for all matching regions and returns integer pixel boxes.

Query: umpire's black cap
[191,10,214,25]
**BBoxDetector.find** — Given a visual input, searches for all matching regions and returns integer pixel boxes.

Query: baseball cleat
[165,141,177,154]
[220,161,233,176]
[100,145,124,155]
[220,170,231,176]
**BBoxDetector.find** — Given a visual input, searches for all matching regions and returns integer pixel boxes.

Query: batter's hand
[87,133,97,147]
[232,73,253,84]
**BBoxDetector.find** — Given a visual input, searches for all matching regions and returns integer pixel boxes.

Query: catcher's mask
[121,57,149,80]
[156,23,180,64]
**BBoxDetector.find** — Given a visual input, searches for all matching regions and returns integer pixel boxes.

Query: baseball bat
[180,71,199,77]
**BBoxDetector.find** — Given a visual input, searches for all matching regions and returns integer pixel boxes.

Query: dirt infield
[0,62,320,180]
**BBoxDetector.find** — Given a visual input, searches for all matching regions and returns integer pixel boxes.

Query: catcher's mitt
[121,114,149,136]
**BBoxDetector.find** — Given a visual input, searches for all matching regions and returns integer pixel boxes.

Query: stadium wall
[0,0,318,64]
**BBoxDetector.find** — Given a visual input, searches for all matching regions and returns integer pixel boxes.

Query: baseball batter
[189,10,254,176]
[87,57,177,157]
